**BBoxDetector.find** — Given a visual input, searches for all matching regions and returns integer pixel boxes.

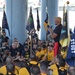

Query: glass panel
[0,0,5,28]
[58,0,75,31]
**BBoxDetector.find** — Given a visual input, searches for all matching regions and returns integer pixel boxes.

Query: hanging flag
[37,8,40,31]
[26,7,34,32]
[66,28,75,66]
[73,27,75,33]
[69,29,73,37]
[44,12,50,36]
[60,5,68,47]
[44,12,49,31]
[2,11,10,35]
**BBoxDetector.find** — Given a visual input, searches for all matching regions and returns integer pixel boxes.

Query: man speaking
[49,17,62,57]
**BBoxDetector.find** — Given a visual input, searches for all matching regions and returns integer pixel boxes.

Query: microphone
[49,24,53,28]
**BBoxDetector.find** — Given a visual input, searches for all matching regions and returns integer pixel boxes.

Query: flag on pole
[44,12,49,31]
[26,7,34,32]
[60,5,68,47]
[66,28,75,66]
[74,27,75,33]
[2,11,10,35]
[44,12,50,36]
[37,8,40,31]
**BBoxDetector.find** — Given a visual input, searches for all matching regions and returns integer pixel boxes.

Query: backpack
[56,64,67,75]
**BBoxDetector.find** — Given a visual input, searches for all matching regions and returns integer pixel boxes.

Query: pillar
[47,0,58,29]
[41,0,47,40]
[6,0,27,44]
